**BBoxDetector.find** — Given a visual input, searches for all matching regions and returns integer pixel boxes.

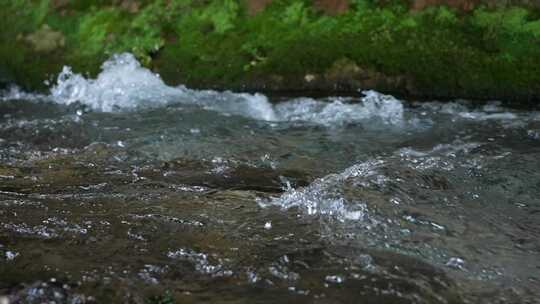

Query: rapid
[1,53,539,303]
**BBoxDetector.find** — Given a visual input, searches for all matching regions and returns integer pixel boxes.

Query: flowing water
[0,53,539,303]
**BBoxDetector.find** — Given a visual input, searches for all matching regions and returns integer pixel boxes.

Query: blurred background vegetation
[1,0,540,102]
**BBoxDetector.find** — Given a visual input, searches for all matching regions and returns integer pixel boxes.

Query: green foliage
[175,0,240,34]
[211,0,240,34]
[34,0,51,28]
[472,7,528,34]
[0,0,51,35]
[351,0,375,11]
[1,0,540,100]
[116,2,167,64]
[470,6,540,57]
[523,19,540,37]
[433,6,459,25]
[74,2,169,64]
[282,2,309,25]
[76,8,126,58]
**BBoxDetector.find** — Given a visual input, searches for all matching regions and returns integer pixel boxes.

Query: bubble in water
[260,160,382,221]
[5,251,19,261]
[325,275,346,284]
[446,257,465,270]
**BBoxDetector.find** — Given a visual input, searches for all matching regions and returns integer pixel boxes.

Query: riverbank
[1,0,540,104]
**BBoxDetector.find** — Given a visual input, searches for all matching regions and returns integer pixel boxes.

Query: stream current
[0,53,539,303]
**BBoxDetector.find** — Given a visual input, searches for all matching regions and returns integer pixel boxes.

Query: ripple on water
[260,160,384,221]
[167,248,232,277]
[1,53,540,304]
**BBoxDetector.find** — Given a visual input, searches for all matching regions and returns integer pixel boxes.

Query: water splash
[2,53,406,126]
[416,100,521,121]
[2,52,538,132]
[274,91,404,126]
[50,53,181,111]
[167,248,232,277]
[49,53,405,125]
[0,85,47,102]
[47,53,273,120]
[260,160,384,221]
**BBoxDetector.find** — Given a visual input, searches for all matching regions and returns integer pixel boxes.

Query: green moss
[72,5,165,65]
[76,8,124,57]
[1,0,540,101]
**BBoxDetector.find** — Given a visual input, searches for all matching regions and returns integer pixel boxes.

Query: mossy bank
[1,0,540,104]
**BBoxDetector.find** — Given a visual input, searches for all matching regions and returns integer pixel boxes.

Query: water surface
[1,54,539,303]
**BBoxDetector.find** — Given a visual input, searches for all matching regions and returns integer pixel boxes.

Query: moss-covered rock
[21,24,65,53]
[0,0,539,103]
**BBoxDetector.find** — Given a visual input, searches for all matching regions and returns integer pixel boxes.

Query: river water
[0,53,539,303]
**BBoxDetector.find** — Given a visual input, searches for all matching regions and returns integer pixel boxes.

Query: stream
[0,53,539,303]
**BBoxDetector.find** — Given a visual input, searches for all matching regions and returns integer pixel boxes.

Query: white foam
[184,89,277,121]
[4,53,404,126]
[274,91,404,126]
[260,160,384,221]
[458,112,518,120]
[2,53,538,129]
[50,53,186,111]
[417,100,521,121]
[39,53,407,125]
[0,85,47,102]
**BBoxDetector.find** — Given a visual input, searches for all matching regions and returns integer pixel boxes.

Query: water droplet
[5,251,19,261]
[446,257,465,270]
[325,275,345,284]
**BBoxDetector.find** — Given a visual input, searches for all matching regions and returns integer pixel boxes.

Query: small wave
[397,140,482,158]
[0,86,47,102]
[274,91,404,126]
[48,54,276,120]
[50,53,182,111]
[1,53,405,126]
[260,160,384,221]
[2,53,538,130]
[417,101,520,121]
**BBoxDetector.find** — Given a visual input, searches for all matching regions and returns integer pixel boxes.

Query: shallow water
[1,54,539,303]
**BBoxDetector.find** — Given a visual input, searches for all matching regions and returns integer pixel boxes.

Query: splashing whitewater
[6,53,405,125]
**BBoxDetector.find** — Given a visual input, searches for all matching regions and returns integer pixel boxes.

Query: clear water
[0,53,539,303]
